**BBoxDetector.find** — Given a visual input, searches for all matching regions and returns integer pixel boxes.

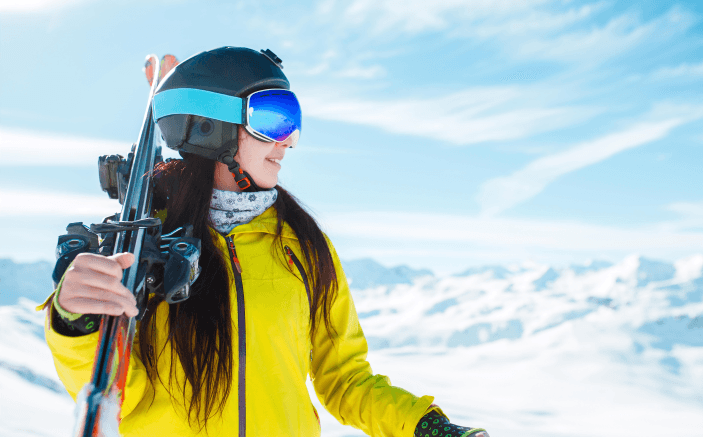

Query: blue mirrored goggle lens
[248,90,302,142]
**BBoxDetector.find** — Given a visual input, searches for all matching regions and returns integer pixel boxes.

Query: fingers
[58,252,139,317]
[110,252,135,270]
[73,252,133,278]
[61,296,138,317]
[61,284,138,317]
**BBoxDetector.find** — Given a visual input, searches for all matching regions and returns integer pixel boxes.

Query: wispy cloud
[463,2,605,38]
[0,189,117,217]
[477,111,702,216]
[667,202,703,231]
[301,86,599,145]
[318,208,703,274]
[0,128,181,166]
[322,209,703,251]
[668,202,703,218]
[0,0,91,13]
[651,61,703,80]
[335,65,386,79]
[0,128,131,166]
[334,1,694,67]
[5,186,701,273]
[284,2,699,149]
[512,7,695,65]
[340,0,554,35]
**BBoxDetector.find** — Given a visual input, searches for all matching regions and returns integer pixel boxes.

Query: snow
[2,254,702,436]
[0,299,74,437]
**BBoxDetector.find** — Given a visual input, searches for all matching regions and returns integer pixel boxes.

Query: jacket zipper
[285,246,311,310]
[285,246,314,366]
[226,235,246,437]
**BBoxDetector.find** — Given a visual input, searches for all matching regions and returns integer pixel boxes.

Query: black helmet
[154,47,291,191]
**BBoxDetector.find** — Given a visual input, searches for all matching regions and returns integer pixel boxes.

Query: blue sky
[1,0,702,274]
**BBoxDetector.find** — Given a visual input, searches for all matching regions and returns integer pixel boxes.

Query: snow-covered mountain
[341,258,433,289]
[0,299,75,437]
[1,254,702,436]
[0,259,54,306]
[350,254,703,351]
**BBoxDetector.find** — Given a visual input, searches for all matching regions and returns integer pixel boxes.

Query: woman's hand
[57,252,139,317]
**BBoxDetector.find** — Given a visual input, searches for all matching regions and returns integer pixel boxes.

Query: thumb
[110,252,136,270]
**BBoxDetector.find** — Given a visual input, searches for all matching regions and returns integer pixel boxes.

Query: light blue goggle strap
[152,88,244,124]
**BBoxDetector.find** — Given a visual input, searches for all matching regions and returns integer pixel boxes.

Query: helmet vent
[261,49,283,69]
[198,119,214,136]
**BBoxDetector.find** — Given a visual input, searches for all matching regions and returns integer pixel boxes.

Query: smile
[267,158,281,164]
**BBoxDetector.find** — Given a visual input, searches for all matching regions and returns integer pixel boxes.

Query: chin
[254,178,277,189]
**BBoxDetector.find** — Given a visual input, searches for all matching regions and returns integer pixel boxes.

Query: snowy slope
[1,255,702,436]
[316,254,703,437]
[0,299,75,437]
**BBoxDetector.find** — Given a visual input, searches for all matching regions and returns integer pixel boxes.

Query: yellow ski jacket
[41,206,438,436]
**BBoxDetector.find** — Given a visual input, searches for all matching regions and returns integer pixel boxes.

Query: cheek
[236,146,260,170]
[238,148,276,182]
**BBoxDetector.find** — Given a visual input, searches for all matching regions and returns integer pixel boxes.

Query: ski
[144,54,178,86]
[57,52,196,437]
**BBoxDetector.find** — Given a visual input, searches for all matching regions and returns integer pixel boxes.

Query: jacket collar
[217,206,298,240]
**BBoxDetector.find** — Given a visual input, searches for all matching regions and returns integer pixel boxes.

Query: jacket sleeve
[39,288,151,419]
[310,240,438,437]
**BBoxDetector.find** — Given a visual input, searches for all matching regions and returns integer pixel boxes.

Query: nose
[274,141,290,154]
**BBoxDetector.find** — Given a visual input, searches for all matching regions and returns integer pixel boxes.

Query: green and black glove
[414,410,489,437]
[51,291,102,337]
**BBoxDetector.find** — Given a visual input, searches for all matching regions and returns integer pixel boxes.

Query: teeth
[267,158,281,164]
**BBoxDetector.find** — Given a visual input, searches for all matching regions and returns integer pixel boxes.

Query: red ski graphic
[145,54,179,86]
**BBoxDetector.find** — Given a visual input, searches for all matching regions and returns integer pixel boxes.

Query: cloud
[0,127,181,166]
[317,208,703,274]
[477,113,700,216]
[312,1,694,74]
[336,65,386,79]
[0,0,91,13]
[5,187,701,274]
[323,210,703,250]
[668,202,703,218]
[300,86,599,145]
[341,0,553,34]
[0,189,117,217]
[463,2,605,38]
[0,128,131,166]
[666,202,703,231]
[513,6,695,65]
[651,61,703,80]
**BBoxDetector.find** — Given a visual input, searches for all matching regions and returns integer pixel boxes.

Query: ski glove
[51,292,102,337]
[414,410,489,437]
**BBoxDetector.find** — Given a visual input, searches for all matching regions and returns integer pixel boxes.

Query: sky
[1,0,702,275]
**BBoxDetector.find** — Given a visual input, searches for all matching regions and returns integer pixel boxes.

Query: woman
[42,47,490,437]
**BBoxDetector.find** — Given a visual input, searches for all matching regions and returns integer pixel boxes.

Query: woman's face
[213,126,292,191]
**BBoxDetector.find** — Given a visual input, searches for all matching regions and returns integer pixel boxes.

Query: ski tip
[159,54,179,82]
[143,54,159,86]
[143,54,179,86]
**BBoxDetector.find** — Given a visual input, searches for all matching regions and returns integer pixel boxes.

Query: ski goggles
[152,88,302,146]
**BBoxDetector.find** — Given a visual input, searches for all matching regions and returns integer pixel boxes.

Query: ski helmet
[153,46,298,191]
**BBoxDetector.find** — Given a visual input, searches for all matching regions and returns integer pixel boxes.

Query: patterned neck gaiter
[208,187,278,235]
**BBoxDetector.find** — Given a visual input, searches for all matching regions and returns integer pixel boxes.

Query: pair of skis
[144,54,178,86]
[65,54,182,437]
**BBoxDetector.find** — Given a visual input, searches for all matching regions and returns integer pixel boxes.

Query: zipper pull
[227,237,242,274]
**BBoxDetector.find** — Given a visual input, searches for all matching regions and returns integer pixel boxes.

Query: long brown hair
[139,152,338,430]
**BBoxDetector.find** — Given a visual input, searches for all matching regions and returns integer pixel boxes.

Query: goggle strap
[153,88,245,124]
